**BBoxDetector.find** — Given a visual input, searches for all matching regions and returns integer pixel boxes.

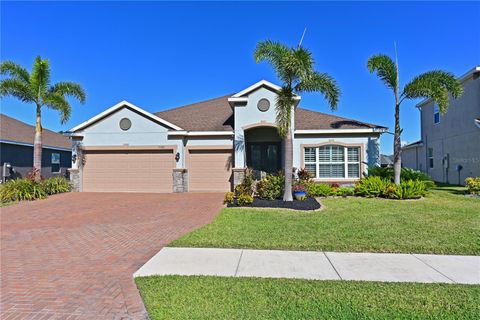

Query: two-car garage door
[82,150,174,193]
[82,148,232,193]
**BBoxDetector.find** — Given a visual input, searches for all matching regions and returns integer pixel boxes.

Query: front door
[246,142,281,173]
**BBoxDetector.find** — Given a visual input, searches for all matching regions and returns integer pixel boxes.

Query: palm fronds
[402,70,463,113]
[367,54,398,90]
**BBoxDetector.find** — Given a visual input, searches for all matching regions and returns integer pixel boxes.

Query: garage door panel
[83,150,174,193]
[189,149,232,192]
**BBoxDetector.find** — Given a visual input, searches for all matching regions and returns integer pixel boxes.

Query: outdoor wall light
[175,152,180,162]
[72,154,77,163]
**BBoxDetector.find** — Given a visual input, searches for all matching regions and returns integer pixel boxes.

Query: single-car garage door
[83,149,174,193]
[188,149,232,192]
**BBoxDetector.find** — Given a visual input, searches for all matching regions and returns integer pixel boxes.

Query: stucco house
[0,114,71,181]
[67,80,386,193]
[402,66,480,185]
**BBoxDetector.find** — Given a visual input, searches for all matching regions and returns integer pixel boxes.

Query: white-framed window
[428,148,434,169]
[51,153,61,173]
[433,105,440,124]
[304,145,361,179]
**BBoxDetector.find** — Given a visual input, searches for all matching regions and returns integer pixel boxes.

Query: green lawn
[136,276,480,319]
[171,186,480,255]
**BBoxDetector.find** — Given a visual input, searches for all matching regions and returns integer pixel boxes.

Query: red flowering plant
[292,182,307,193]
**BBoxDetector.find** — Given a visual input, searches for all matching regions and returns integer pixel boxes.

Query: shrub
[396,180,427,199]
[308,183,333,197]
[354,176,389,197]
[297,168,313,183]
[237,194,253,206]
[223,192,235,204]
[368,166,435,189]
[336,186,355,197]
[235,168,255,197]
[401,168,435,189]
[465,177,480,195]
[256,173,284,200]
[368,166,392,179]
[382,183,401,199]
[0,178,47,203]
[41,177,71,195]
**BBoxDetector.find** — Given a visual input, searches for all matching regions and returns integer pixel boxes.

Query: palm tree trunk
[393,103,401,185]
[283,127,293,201]
[33,104,42,182]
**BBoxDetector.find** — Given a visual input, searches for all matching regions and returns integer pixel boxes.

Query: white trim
[227,97,248,104]
[0,139,71,152]
[168,131,234,136]
[69,100,183,132]
[63,132,84,137]
[295,128,385,134]
[231,80,300,98]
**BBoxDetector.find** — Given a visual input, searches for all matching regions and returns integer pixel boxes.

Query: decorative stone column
[173,169,188,192]
[68,168,81,192]
[232,168,246,189]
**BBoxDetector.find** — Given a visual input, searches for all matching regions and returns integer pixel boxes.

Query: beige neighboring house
[67,80,387,193]
[402,66,480,185]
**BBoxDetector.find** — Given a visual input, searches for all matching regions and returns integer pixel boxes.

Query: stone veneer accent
[232,168,246,188]
[173,169,188,193]
[68,169,81,192]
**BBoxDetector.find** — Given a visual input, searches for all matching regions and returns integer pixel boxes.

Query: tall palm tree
[367,53,462,184]
[255,40,340,201]
[0,56,86,181]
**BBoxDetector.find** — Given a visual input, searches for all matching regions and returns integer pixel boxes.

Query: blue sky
[1,1,479,154]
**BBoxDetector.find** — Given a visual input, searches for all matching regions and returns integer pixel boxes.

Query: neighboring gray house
[0,114,71,180]
[402,66,480,185]
[68,80,386,193]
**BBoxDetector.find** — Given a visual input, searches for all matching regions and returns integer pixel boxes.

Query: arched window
[304,145,360,179]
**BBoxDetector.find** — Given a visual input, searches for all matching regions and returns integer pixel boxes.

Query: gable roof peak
[231,79,300,98]
[69,100,183,132]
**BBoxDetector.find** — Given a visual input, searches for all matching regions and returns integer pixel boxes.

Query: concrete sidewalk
[134,248,480,284]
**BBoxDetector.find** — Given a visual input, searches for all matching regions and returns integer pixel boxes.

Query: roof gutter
[294,128,387,134]
[168,131,234,137]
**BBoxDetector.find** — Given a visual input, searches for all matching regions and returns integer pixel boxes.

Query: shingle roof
[155,95,385,131]
[155,95,234,131]
[380,154,393,166]
[294,108,383,130]
[0,114,71,149]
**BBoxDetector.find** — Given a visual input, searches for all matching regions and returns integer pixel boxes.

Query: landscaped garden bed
[0,174,71,204]
[172,185,479,255]
[227,196,320,211]
[224,167,436,212]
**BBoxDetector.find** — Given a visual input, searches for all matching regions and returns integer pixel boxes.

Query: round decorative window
[119,118,132,131]
[257,98,270,112]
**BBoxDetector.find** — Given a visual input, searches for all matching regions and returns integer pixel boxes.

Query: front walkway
[135,247,480,284]
[1,192,224,320]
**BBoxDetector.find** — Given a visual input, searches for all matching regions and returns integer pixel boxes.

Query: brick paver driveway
[1,192,224,319]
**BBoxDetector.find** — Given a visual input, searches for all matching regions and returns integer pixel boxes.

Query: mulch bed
[227,196,321,211]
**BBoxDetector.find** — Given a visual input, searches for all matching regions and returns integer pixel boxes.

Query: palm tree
[0,56,86,182]
[254,40,340,201]
[367,53,462,184]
